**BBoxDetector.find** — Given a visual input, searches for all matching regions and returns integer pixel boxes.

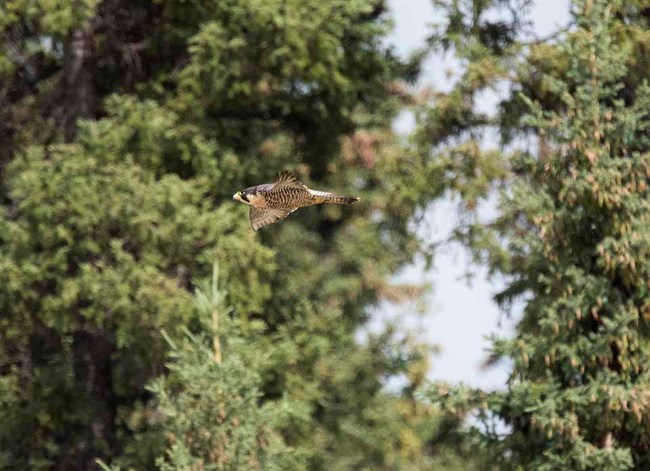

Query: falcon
[233,171,359,231]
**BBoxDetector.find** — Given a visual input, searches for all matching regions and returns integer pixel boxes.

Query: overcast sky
[374,0,571,390]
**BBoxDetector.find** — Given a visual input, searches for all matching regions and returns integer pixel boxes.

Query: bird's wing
[274,171,308,189]
[250,207,291,231]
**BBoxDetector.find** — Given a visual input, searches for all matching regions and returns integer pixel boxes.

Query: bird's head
[233,190,251,205]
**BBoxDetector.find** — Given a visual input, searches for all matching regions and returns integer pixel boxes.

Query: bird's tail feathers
[309,190,359,205]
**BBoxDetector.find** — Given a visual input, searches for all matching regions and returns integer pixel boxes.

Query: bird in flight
[233,171,359,231]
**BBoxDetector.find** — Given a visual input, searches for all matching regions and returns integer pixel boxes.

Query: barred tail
[309,189,360,205]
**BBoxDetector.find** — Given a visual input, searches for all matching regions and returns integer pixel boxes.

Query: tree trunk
[68,329,117,471]
[63,26,97,142]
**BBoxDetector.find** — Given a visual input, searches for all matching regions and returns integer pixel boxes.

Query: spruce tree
[426,0,650,469]
[149,265,306,471]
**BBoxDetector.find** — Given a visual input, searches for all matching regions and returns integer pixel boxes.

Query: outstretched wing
[274,171,308,189]
[249,207,291,231]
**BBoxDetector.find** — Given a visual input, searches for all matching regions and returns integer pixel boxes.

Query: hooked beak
[233,192,242,202]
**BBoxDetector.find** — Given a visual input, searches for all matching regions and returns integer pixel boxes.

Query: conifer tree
[149,265,306,471]
[0,1,479,469]
[425,0,650,469]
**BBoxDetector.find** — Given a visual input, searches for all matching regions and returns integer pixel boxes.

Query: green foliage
[0,137,276,468]
[150,266,307,471]
[0,0,481,470]
[422,0,650,469]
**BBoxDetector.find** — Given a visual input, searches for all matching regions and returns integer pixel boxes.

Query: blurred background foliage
[0,0,648,470]
[417,0,650,470]
[0,0,471,469]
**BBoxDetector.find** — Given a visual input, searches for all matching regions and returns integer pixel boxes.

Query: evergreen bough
[427,0,650,469]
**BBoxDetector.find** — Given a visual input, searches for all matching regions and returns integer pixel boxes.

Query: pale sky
[369,0,571,390]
